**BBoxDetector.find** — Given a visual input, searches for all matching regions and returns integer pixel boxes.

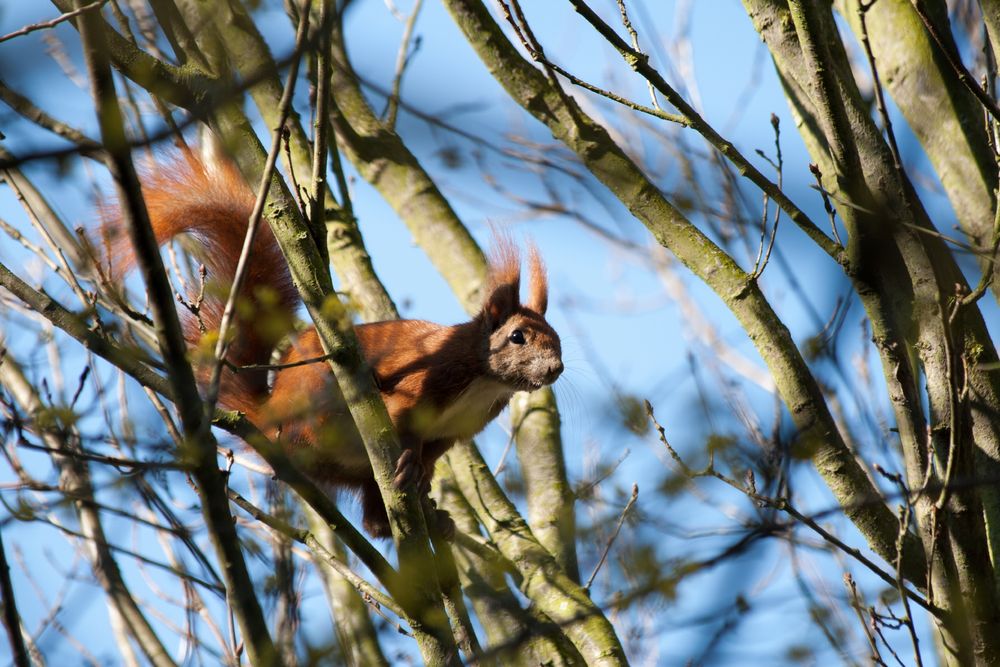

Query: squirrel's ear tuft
[483,232,521,329]
[526,242,547,315]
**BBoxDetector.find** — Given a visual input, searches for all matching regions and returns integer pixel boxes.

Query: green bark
[746,1,1000,661]
[438,475,585,666]
[445,443,627,666]
[984,0,1000,74]
[443,0,925,587]
[511,388,579,582]
[837,0,996,246]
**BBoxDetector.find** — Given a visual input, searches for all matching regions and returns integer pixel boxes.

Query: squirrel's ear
[483,233,521,329]
[483,281,519,330]
[526,242,548,315]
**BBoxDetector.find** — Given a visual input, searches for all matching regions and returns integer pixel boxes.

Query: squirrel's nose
[548,359,564,380]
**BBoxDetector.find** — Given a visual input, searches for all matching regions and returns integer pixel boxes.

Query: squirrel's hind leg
[360,479,392,538]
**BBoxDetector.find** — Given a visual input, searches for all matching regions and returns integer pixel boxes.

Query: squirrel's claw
[392,448,424,490]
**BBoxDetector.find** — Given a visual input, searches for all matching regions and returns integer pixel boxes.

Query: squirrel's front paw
[392,448,424,490]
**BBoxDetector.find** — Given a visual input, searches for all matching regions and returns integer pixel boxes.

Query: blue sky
[2,1,987,664]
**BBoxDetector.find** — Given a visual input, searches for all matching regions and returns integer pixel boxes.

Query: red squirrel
[102,151,563,537]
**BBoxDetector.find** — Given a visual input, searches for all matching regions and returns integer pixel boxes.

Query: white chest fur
[412,377,514,440]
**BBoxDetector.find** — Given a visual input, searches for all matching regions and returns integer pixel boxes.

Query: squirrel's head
[479,238,563,391]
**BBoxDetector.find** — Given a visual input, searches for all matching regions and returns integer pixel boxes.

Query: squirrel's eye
[509,329,526,345]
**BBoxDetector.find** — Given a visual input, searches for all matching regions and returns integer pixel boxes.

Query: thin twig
[584,483,638,591]
[615,0,659,110]
[751,114,782,279]
[17,440,188,473]
[282,129,310,217]
[36,515,225,594]
[500,0,572,102]
[494,0,686,125]
[537,57,688,125]
[859,0,909,200]
[310,0,333,257]
[843,573,885,666]
[959,185,1000,307]
[0,0,110,44]
[3,172,94,310]
[896,504,924,666]
[870,606,908,667]
[0,84,104,160]
[384,0,423,129]
[226,488,409,627]
[898,220,999,259]
[224,351,337,373]
[808,163,843,246]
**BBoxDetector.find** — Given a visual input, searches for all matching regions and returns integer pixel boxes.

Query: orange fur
[100,152,299,406]
[105,151,562,538]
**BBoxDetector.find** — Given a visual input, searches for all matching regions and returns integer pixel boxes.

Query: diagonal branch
[445,441,628,666]
[563,0,845,262]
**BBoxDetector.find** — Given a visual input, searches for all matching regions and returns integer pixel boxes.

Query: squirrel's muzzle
[545,359,564,384]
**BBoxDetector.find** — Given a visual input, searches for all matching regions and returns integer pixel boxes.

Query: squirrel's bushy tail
[99,151,299,414]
